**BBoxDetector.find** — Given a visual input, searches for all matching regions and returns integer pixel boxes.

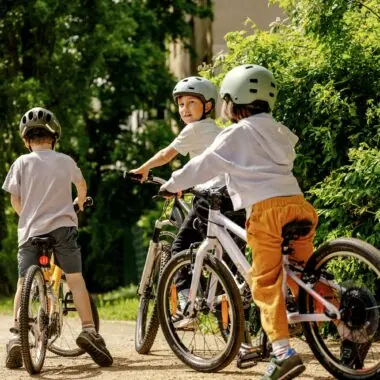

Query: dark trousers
[171,196,245,291]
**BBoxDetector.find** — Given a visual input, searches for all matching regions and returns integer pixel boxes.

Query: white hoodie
[162,113,302,210]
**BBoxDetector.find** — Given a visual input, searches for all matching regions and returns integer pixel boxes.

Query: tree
[0,0,212,294]
[201,0,379,246]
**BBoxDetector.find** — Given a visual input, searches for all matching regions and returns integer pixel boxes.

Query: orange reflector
[222,295,228,330]
[170,284,177,315]
[39,256,49,266]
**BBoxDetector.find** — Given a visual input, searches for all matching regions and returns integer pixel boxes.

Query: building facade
[169,0,284,79]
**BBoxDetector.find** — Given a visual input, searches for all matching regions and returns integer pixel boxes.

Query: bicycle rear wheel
[299,238,380,380]
[19,265,48,374]
[48,280,99,357]
[135,237,172,354]
[157,250,244,372]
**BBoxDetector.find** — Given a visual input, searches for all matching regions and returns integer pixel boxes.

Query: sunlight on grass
[0,287,140,321]
[0,297,13,315]
[97,298,138,321]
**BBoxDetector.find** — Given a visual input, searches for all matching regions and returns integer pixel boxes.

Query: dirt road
[0,315,333,379]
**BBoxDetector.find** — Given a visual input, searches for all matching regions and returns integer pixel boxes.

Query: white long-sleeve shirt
[161,113,302,210]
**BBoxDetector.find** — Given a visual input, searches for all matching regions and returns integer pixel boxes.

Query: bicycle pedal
[237,357,258,369]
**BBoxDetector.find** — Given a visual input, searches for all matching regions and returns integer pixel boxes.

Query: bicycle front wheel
[19,265,48,375]
[135,238,171,354]
[48,280,99,357]
[157,250,244,372]
[299,238,380,380]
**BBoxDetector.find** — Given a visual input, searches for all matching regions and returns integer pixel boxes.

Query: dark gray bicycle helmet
[19,107,61,140]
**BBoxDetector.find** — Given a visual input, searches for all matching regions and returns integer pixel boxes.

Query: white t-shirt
[2,150,83,246]
[170,119,222,159]
[170,118,224,189]
[163,113,302,210]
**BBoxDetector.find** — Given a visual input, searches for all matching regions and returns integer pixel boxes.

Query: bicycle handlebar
[73,196,93,214]
[123,171,166,186]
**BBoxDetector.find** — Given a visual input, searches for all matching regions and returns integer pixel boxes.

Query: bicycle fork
[137,220,163,296]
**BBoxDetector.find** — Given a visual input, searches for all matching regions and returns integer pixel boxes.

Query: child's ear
[205,101,213,114]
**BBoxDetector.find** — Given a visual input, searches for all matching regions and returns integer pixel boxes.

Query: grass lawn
[97,298,138,321]
[0,297,13,315]
[0,288,139,322]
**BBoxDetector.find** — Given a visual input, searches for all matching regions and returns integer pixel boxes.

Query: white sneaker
[172,311,196,330]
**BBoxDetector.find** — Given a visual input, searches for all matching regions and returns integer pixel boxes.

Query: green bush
[309,145,380,247]
[201,0,380,245]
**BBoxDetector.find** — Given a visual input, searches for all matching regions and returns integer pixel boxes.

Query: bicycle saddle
[282,219,312,239]
[30,236,56,248]
[281,219,312,255]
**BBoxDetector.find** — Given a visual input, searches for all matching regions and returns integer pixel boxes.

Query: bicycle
[125,172,191,354]
[157,187,380,379]
[19,197,99,375]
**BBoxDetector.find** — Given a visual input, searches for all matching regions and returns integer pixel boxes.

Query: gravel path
[0,314,333,379]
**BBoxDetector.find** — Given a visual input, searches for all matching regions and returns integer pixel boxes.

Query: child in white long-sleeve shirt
[160,64,318,380]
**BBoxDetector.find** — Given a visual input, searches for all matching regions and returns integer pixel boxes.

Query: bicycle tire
[157,250,244,372]
[135,238,171,354]
[48,283,100,357]
[299,237,380,380]
[19,265,48,374]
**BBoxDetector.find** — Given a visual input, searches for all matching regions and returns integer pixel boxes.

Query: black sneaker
[76,330,113,367]
[340,339,371,369]
[5,337,22,369]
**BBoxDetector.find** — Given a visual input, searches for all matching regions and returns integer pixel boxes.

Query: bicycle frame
[186,207,342,323]
[137,177,191,296]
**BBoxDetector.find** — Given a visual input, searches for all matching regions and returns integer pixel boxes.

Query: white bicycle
[157,187,380,379]
[125,172,190,354]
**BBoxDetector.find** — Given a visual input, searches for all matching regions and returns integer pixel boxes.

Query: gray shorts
[18,226,82,277]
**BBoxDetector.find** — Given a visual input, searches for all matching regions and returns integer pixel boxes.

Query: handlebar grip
[74,196,93,213]
[124,171,143,181]
[158,189,176,198]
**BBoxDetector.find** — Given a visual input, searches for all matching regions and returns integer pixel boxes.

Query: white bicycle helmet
[172,76,218,105]
[220,65,278,110]
[19,107,61,140]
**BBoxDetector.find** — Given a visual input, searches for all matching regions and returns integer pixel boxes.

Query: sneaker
[76,330,113,367]
[171,311,196,330]
[340,339,371,369]
[5,337,22,369]
[261,349,305,380]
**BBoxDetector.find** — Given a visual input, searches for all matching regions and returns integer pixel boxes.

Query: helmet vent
[28,111,34,120]
[188,86,195,90]
[46,113,52,122]
[249,79,258,83]
[22,116,27,124]
[249,89,258,93]
[195,77,202,81]
[183,79,189,82]
[271,82,276,88]
[245,65,253,69]
[269,93,275,97]
[38,110,44,119]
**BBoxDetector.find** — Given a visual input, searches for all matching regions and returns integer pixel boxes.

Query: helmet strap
[200,103,207,120]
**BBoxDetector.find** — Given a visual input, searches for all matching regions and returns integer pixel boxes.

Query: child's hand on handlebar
[73,196,86,211]
[159,186,182,199]
[129,167,149,183]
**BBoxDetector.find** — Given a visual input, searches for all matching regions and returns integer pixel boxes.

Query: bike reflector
[222,295,229,330]
[170,284,177,315]
[39,255,49,266]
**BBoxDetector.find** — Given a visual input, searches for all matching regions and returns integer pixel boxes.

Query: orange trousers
[246,195,318,342]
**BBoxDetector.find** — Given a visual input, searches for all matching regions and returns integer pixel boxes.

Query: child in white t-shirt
[131,77,235,327]
[130,76,221,180]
